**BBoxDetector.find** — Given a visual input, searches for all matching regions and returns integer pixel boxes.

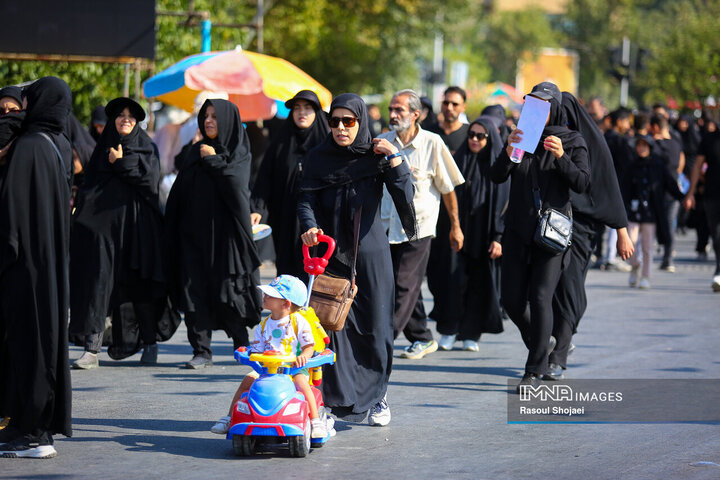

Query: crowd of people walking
[0,75,717,458]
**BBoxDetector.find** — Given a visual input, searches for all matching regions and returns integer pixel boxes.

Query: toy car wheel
[288,418,311,457]
[232,435,255,456]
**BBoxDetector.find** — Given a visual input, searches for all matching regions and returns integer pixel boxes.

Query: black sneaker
[0,433,56,459]
[516,372,541,394]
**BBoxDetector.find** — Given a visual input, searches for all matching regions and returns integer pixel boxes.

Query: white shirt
[250,313,314,356]
[380,127,464,243]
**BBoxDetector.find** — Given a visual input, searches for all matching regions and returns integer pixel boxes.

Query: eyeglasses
[328,116,357,128]
[442,100,461,107]
[468,131,488,140]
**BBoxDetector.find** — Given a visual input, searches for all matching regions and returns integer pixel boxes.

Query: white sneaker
[368,395,391,427]
[210,415,231,435]
[712,275,720,292]
[72,351,98,370]
[638,277,651,290]
[462,340,480,352]
[311,418,328,439]
[438,334,456,351]
[629,265,640,287]
[400,340,438,360]
[326,416,336,437]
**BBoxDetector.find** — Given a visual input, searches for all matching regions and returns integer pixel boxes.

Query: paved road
[3,233,719,480]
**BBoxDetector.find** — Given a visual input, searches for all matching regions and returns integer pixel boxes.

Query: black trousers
[84,301,159,353]
[550,217,598,369]
[705,198,720,275]
[501,231,565,376]
[662,197,680,262]
[185,303,250,359]
[391,237,434,343]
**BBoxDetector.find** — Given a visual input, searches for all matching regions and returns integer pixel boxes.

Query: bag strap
[38,132,63,162]
[350,205,362,290]
[529,156,573,221]
[529,159,543,218]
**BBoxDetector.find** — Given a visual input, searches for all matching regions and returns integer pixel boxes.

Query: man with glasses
[379,89,464,360]
[432,86,469,155]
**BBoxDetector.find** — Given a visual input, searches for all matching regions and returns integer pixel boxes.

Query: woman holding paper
[489,82,590,393]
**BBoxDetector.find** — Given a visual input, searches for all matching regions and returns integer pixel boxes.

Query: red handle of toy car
[302,234,336,276]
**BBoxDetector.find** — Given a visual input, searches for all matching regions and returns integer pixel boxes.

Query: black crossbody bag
[530,160,573,254]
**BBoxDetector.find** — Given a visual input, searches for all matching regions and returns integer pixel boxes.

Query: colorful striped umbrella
[143,47,332,121]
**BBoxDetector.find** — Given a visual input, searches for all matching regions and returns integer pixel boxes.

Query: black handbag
[530,160,573,254]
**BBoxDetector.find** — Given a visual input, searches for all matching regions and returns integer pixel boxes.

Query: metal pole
[123,64,130,97]
[201,18,212,52]
[257,0,264,53]
[620,36,630,107]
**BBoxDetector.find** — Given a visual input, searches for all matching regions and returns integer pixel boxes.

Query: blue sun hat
[257,275,308,307]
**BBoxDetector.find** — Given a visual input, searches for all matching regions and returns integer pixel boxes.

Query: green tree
[638,0,720,106]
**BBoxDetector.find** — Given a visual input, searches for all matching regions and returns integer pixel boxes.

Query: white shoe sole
[368,414,391,427]
[400,342,438,360]
[0,445,57,459]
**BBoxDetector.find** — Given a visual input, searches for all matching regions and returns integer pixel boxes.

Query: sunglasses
[468,131,489,140]
[442,100,461,107]
[328,116,357,128]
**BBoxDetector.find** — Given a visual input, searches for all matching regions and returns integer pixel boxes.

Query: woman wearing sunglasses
[250,90,329,282]
[435,117,510,353]
[298,93,417,426]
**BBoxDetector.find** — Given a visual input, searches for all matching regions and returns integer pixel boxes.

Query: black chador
[0,77,73,443]
[165,99,262,360]
[297,94,417,416]
[251,90,329,281]
[69,98,178,360]
[435,116,509,342]
[549,92,630,370]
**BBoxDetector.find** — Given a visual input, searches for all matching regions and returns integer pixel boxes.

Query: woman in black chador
[298,93,416,425]
[251,90,329,281]
[489,82,590,392]
[69,98,173,368]
[435,116,509,352]
[0,76,73,458]
[165,99,262,369]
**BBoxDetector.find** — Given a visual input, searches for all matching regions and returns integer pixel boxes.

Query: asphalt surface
[2,232,719,480]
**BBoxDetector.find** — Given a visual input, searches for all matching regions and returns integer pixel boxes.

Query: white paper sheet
[511,95,551,153]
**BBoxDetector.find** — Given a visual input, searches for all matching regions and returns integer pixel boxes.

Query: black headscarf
[455,116,504,213]
[250,91,329,279]
[301,93,409,267]
[0,86,23,107]
[302,93,388,191]
[260,89,329,196]
[64,113,96,169]
[530,93,586,165]
[562,91,628,229]
[0,111,25,149]
[81,98,157,206]
[164,98,261,320]
[454,116,509,257]
[21,77,72,135]
[481,104,511,144]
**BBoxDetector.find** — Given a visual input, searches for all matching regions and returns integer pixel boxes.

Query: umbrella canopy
[143,48,332,121]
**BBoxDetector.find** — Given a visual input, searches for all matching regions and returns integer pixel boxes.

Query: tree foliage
[1,0,718,123]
